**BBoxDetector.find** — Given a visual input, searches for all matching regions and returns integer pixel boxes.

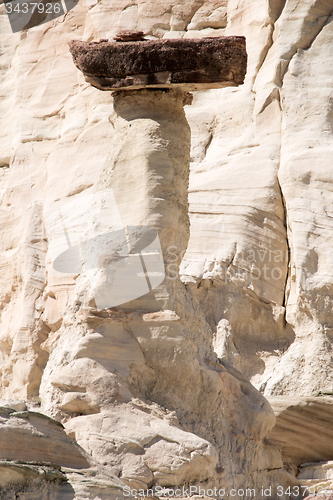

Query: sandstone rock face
[37,86,295,496]
[0,461,65,500]
[0,406,90,468]
[0,407,125,499]
[268,397,333,466]
[0,0,333,498]
[299,461,333,496]
[0,460,124,500]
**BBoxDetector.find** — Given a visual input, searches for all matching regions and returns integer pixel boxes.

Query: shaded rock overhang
[69,36,247,92]
[268,396,333,466]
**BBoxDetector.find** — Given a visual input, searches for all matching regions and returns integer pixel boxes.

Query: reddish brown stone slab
[113,30,146,42]
[69,37,247,91]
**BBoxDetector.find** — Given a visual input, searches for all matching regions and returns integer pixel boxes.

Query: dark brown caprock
[69,36,247,92]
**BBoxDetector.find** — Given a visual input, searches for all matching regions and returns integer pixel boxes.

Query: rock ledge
[69,36,247,91]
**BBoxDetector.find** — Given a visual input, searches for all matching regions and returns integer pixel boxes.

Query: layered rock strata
[38,47,296,495]
[0,406,124,499]
[268,397,333,466]
[0,0,333,497]
[0,406,90,468]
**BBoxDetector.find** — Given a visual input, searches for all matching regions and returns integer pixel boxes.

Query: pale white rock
[182,0,333,401]
[37,87,291,496]
[0,0,333,496]
[298,461,333,493]
[65,405,218,488]
[0,400,27,411]
[187,0,228,31]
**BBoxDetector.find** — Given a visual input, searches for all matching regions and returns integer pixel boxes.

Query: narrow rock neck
[100,89,192,306]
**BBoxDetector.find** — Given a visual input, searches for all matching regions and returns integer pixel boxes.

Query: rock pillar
[99,89,192,308]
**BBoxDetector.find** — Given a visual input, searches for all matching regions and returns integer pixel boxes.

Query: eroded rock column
[68,34,247,309]
[38,33,300,497]
[106,88,192,302]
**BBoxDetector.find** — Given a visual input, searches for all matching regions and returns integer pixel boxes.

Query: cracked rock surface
[0,0,333,498]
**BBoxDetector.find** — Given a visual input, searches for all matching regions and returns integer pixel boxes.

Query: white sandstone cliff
[0,0,333,498]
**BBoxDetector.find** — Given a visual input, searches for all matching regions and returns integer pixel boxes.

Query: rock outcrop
[268,397,333,466]
[0,0,333,498]
[0,407,125,499]
[0,406,90,468]
[69,36,247,91]
[299,461,333,500]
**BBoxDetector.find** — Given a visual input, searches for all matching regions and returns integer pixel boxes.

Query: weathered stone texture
[268,397,333,466]
[0,0,333,498]
[0,407,90,468]
[69,36,247,90]
[299,460,333,498]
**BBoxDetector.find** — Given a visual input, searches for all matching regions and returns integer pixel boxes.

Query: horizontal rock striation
[268,397,333,466]
[69,37,247,91]
[1,0,333,497]
[0,406,90,469]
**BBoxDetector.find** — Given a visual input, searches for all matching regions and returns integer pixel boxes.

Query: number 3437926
[5,2,62,14]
